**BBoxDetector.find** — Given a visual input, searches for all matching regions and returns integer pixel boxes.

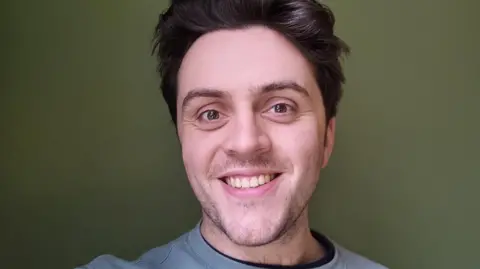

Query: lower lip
[220,175,281,198]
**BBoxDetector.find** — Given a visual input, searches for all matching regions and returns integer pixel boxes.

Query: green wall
[1,1,478,268]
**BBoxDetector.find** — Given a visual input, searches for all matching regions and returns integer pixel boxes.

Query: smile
[221,173,281,189]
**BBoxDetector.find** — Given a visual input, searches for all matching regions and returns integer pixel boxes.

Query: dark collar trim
[203,230,335,269]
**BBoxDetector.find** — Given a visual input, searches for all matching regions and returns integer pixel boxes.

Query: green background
[1,1,479,268]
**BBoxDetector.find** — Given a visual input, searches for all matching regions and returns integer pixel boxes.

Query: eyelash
[198,109,221,122]
[195,101,296,122]
[266,103,295,114]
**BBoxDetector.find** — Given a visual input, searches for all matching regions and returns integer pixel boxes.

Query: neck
[200,210,324,266]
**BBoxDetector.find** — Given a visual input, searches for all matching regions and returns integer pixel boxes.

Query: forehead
[177,26,316,97]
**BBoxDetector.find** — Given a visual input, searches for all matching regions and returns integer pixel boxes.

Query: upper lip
[217,169,281,179]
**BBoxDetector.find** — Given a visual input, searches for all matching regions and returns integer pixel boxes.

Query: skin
[176,26,336,265]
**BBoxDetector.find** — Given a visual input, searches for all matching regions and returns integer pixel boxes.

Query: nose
[222,113,271,159]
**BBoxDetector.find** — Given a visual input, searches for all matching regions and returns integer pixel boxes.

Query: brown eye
[200,110,220,121]
[263,101,297,124]
[273,103,289,113]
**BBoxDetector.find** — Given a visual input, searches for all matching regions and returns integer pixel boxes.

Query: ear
[321,117,336,168]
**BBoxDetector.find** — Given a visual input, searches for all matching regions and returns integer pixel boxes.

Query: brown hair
[152,0,350,125]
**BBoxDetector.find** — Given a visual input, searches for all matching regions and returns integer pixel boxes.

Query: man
[78,0,388,268]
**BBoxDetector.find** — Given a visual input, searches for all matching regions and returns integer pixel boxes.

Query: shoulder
[334,243,389,269]
[75,237,179,269]
[75,254,143,269]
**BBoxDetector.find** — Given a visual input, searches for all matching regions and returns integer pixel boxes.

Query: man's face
[177,26,335,246]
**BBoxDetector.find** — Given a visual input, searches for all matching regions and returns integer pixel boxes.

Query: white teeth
[225,174,276,189]
[250,177,259,187]
[258,175,265,185]
[241,178,249,188]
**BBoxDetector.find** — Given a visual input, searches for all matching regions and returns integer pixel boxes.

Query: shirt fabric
[77,222,388,269]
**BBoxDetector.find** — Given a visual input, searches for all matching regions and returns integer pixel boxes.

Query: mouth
[219,173,281,189]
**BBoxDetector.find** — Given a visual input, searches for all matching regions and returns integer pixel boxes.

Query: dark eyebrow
[181,88,228,111]
[255,80,310,97]
[181,81,309,111]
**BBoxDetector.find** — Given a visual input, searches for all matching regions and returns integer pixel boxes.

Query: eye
[199,109,221,121]
[268,103,293,114]
[196,109,227,131]
[263,102,297,123]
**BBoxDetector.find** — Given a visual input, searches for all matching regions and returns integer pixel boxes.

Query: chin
[221,216,288,247]
[225,228,278,247]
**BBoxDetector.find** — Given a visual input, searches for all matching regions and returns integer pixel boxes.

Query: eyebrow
[181,80,309,111]
[181,88,229,111]
[256,80,310,97]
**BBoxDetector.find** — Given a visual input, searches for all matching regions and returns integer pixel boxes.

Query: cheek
[273,119,323,173]
[296,133,322,170]
[181,129,219,176]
